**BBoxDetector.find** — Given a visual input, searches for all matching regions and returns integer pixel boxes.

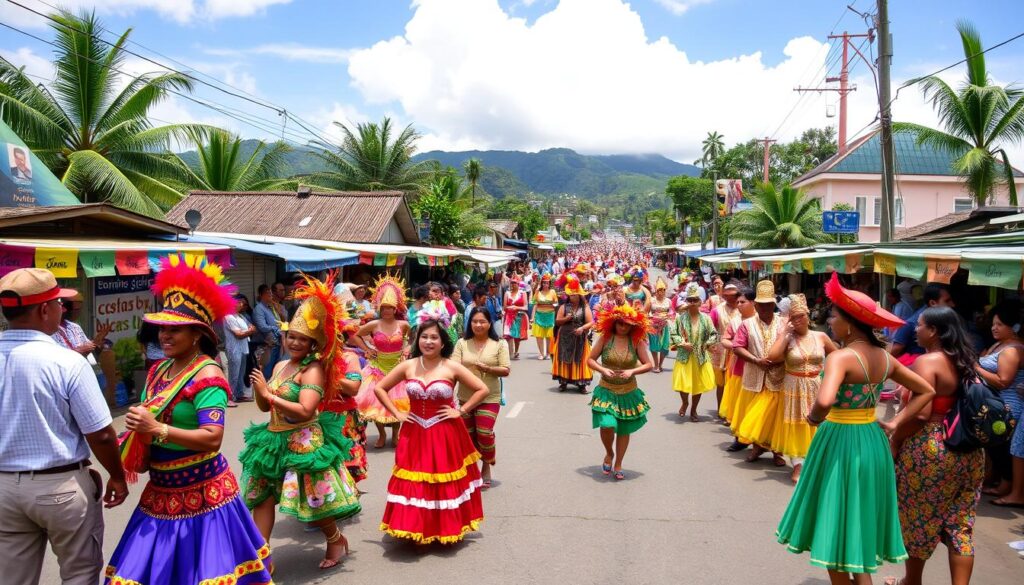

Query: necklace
[755,315,777,351]
[419,356,441,375]
[792,331,816,366]
[162,353,201,381]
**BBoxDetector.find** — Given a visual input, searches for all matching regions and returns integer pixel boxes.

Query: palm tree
[175,130,295,192]
[464,158,481,205]
[0,10,210,217]
[896,21,1023,206]
[729,183,825,249]
[700,131,726,168]
[310,117,434,193]
[415,169,488,246]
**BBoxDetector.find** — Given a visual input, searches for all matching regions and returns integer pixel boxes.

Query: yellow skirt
[735,389,781,447]
[771,373,818,458]
[728,387,760,435]
[672,358,716,395]
[720,373,742,420]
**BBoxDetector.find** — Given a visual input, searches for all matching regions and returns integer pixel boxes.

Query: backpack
[943,377,1016,452]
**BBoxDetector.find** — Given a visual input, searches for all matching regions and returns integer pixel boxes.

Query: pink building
[792,127,1024,242]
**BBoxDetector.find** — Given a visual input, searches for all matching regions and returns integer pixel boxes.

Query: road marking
[505,401,531,418]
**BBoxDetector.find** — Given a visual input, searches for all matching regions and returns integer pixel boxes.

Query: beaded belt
[599,377,638,394]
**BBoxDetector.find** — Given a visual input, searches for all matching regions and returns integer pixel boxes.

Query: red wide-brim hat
[825,272,904,329]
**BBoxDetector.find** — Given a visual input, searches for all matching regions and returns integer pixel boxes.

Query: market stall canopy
[0,236,229,278]
[169,234,358,272]
[0,120,80,208]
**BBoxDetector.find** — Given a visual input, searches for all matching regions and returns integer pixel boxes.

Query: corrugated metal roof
[485,219,519,237]
[166,191,419,244]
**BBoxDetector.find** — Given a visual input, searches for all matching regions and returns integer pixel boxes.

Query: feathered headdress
[655,276,668,291]
[288,270,350,404]
[143,253,237,341]
[371,273,407,313]
[412,300,451,329]
[596,303,650,346]
[563,274,586,296]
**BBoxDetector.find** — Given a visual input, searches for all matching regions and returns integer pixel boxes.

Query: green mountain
[175,141,700,199]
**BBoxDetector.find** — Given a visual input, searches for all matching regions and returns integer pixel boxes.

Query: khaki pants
[0,467,105,585]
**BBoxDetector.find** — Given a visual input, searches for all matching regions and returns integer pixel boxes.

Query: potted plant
[112,338,144,405]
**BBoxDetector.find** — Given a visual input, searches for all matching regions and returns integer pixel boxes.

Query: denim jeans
[261,344,280,379]
[227,352,251,400]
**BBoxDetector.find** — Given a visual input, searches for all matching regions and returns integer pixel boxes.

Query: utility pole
[760,137,777,183]
[877,0,895,245]
[711,170,719,252]
[795,30,873,154]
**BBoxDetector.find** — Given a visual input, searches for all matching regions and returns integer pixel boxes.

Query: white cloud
[0,0,291,28]
[204,44,352,63]
[654,0,716,16]
[347,0,833,162]
[0,46,56,81]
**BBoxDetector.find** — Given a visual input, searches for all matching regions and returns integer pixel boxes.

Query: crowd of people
[1,239,1022,585]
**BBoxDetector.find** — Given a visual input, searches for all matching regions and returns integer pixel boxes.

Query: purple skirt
[105,448,272,585]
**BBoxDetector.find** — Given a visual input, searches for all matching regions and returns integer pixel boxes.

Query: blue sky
[1,0,1023,163]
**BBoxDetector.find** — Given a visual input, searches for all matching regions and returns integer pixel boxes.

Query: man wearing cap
[0,268,128,585]
[52,292,111,357]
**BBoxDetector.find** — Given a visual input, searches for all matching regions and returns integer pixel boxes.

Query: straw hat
[754,280,776,304]
[563,274,586,297]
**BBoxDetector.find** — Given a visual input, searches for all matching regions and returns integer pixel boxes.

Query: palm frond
[63,149,162,216]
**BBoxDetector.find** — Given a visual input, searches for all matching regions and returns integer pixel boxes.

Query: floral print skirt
[895,422,984,559]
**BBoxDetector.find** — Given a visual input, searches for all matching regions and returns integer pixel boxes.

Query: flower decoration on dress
[825,272,904,329]
[371,273,407,314]
[596,303,650,346]
[143,253,237,342]
[412,300,451,329]
[287,270,350,404]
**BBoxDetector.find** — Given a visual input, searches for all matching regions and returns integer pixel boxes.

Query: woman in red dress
[373,306,490,545]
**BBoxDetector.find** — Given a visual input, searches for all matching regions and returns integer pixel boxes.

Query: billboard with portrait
[715,179,749,215]
[0,119,80,208]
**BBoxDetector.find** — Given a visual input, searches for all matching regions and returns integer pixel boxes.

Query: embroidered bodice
[835,351,888,409]
[405,378,458,429]
[785,333,824,375]
[372,328,405,353]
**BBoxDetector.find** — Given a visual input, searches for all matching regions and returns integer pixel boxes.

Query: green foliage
[412,168,488,247]
[896,20,1022,206]
[700,127,838,186]
[486,198,546,241]
[698,131,726,167]
[644,208,680,244]
[665,176,714,239]
[112,337,143,382]
[309,117,434,193]
[0,10,213,217]
[175,129,295,191]
[729,183,826,249]
[464,158,481,204]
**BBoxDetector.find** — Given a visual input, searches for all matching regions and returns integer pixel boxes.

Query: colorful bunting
[926,258,959,284]
[895,256,927,280]
[873,253,896,275]
[115,250,151,275]
[0,244,35,277]
[35,248,78,278]
[966,258,1022,289]
[79,250,116,277]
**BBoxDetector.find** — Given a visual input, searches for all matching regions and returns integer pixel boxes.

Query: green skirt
[239,414,361,522]
[648,327,671,353]
[589,386,650,435]
[776,419,907,573]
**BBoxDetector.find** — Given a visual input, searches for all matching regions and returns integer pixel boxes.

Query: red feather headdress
[143,253,237,340]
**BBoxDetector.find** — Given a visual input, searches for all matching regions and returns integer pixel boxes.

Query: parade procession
[2,1,1024,584]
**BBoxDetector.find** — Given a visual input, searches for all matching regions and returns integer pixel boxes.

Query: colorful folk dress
[710,303,740,388]
[380,378,484,544]
[647,296,672,353]
[320,353,368,482]
[776,352,908,574]
[589,338,651,435]
[106,360,273,585]
[239,361,361,523]
[670,311,718,395]
[771,333,824,458]
[730,316,783,438]
[354,328,410,424]
[503,290,529,340]
[531,289,558,339]
[551,303,593,388]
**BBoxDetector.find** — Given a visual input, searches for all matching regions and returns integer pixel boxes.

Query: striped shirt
[0,330,112,471]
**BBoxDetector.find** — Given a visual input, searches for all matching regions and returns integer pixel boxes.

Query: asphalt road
[43,276,1024,584]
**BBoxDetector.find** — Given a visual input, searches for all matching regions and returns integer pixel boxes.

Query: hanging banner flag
[0,119,81,208]
[895,256,927,280]
[385,253,402,267]
[844,254,863,274]
[115,250,150,275]
[79,250,116,277]
[813,256,845,274]
[358,251,375,265]
[926,258,959,284]
[873,254,896,275]
[0,243,35,276]
[93,274,156,343]
[801,258,814,273]
[35,248,78,278]
[206,248,233,269]
[771,261,786,274]
[966,258,1023,289]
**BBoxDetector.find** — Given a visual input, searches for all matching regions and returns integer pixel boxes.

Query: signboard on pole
[715,179,749,214]
[822,211,860,234]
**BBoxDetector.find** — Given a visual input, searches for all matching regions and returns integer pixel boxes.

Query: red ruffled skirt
[380,399,484,544]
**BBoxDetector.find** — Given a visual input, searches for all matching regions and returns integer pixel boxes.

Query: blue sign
[822,211,860,234]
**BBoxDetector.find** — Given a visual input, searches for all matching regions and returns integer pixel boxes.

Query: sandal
[481,478,492,489]
[773,453,787,467]
[601,463,612,475]
[614,470,625,481]
[690,414,700,423]
[558,383,568,392]
[319,527,348,570]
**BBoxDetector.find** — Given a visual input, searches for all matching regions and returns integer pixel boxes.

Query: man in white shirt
[223,294,256,404]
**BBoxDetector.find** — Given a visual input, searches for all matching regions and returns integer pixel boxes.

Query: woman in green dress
[776,273,935,584]
[241,274,362,571]
[587,303,653,481]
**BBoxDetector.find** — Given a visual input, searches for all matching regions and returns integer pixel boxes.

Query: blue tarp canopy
[168,234,358,272]
[503,239,529,250]
[685,247,741,258]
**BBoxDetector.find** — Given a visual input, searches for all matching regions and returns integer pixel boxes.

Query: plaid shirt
[0,330,111,471]
[52,319,90,350]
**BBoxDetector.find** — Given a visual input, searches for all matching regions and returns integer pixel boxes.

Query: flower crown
[413,300,451,329]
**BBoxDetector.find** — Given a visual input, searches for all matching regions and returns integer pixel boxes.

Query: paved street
[44,308,1023,584]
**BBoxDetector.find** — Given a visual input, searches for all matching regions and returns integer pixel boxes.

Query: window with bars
[870,197,904,226]
[954,198,974,213]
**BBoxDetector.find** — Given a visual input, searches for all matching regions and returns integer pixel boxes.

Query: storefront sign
[35,248,78,278]
[926,258,959,284]
[967,258,1023,289]
[0,244,34,276]
[0,120,80,208]
[93,274,155,343]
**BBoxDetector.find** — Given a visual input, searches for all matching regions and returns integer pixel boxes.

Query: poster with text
[93,274,156,343]
[0,119,81,208]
